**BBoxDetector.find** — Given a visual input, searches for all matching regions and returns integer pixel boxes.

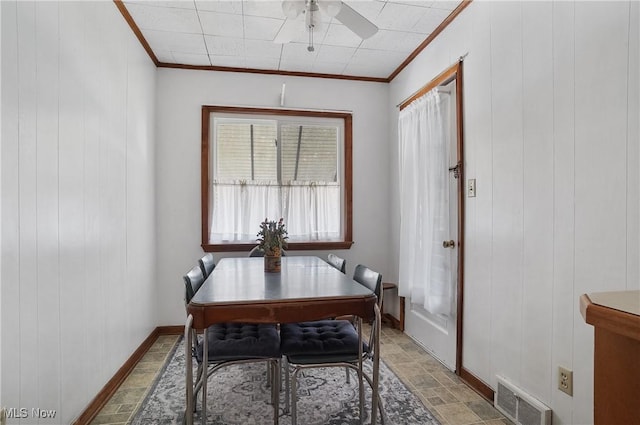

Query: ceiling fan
[275,0,378,52]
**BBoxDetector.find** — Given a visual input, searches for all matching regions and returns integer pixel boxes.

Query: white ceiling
[121,0,462,80]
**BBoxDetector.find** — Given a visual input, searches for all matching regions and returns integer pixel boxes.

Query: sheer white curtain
[398,90,452,315]
[283,182,340,241]
[210,180,340,242]
[210,180,281,242]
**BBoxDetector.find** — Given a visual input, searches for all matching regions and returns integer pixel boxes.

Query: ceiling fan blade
[318,0,342,17]
[334,2,378,40]
[282,0,305,18]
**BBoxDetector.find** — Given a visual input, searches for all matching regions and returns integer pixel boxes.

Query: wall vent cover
[495,375,552,425]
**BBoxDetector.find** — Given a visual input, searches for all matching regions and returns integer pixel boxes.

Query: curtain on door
[398,89,453,315]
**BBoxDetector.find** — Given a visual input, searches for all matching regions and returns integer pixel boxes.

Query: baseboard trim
[382,296,405,332]
[398,296,405,332]
[72,327,161,425]
[460,367,495,402]
[157,325,185,335]
[382,313,401,330]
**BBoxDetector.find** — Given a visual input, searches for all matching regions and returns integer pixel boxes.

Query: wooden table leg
[382,283,404,330]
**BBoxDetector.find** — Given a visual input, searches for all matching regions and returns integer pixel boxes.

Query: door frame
[399,60,466,376]
[400,60,495,402]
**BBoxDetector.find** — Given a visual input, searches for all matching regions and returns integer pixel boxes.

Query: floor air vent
[495,376,552,425]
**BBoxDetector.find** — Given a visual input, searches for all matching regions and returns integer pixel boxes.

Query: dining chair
[198,253,215,278]
[183,265,282,424]
[327,253,346,274]
[249,245,287,257]
[279,264,385,425]
[325,253,353,382]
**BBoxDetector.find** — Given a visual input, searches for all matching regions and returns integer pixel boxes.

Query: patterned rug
[131,337,440,425]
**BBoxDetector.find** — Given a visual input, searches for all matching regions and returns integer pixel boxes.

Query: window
[201,106,353,252]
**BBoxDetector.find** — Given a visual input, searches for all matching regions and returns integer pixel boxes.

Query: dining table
[184,255,381,425]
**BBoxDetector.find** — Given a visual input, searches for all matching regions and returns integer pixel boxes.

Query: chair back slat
[353,264,383,306]
[353,264,383,362]
[248,245,264,257]
[184,265,206,304]
[199,253,215,278]
[327,253,346,274]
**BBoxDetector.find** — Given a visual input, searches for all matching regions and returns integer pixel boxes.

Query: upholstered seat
[196,323,281,362]
[280,320,362,364]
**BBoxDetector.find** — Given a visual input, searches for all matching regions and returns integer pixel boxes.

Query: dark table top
[187,256,377,329]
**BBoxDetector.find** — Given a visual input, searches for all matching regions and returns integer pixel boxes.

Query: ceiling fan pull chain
[308,26,315,52]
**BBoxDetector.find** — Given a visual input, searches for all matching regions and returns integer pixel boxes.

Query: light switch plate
[467,179,476,197]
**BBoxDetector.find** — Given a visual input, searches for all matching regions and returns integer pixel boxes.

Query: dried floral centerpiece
[257,218,288,272]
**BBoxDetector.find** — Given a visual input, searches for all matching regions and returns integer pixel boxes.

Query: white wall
[1,2,157,423]
[0,0,4,413]
[389,1,639,424]
[155,69,390,325]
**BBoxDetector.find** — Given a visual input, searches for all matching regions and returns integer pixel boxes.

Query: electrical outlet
[558,366,573,396]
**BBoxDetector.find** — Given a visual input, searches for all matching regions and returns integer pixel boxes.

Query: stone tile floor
[90,334,179,425]
[90,326,512,425]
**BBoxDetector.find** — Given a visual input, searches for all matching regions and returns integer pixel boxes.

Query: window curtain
[282,182,340,240]
[210,180,340,242]
[397,90,453,315]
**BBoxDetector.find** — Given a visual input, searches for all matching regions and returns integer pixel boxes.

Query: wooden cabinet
[580,291,640,425]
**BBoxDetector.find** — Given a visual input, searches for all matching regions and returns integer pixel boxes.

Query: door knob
[443,240,456,248]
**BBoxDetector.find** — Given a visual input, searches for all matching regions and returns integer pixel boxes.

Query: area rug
[131,337,440,425]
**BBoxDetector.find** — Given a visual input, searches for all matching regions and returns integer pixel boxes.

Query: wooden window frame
[201,105,354,252]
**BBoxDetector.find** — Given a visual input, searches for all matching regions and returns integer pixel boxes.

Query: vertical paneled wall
[1,2,157,423]
[388,1,639,424]
[0,0,4,410]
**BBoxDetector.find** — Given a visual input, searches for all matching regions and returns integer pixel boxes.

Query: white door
[405,81,459,371]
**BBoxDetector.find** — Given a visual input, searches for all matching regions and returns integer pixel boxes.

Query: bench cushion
[196,323,280,362]
[280,320,360,360]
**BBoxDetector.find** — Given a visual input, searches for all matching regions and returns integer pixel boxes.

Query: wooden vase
[264,255,281,273]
